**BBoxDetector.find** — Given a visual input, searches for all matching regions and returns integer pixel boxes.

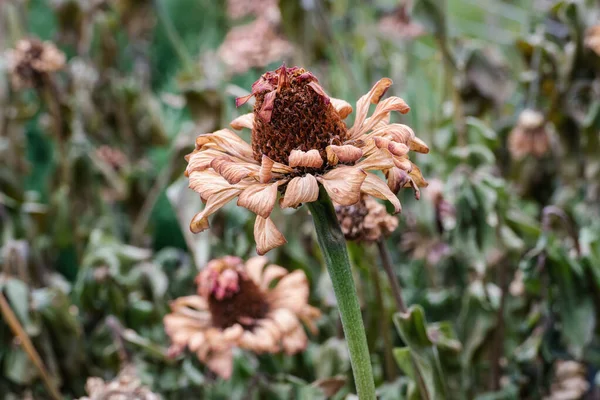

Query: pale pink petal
[188,332,206,352]
[326,145,363,165]
[254,216,287,255]
[355,97,411,138]
[259,155,274,183]
[195,129,255,162]
[190,188,242,233]
[237,182,280,218]
[355,148,395,171]
[361,173,402,214]
[230,113,254,130]
[211,157,256,184]
[270,308,299,332]
[245,256,269,286]
[205,348,234,379]
[186,148,229,174]
[374,137,410,157]
[349,78,393,137]
[281,326,308,355]
[393,156,413,172]
[330,97,353,119]
[261,265,288,289]
[317,166,366,206]
[288,149,323,168]
[365,123,415,145]
[222,324,244,342]
[280,174,319,208]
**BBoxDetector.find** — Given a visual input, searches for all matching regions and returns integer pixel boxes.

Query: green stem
[307,188,376,399]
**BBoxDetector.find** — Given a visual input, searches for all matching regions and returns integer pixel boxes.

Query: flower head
[218,18,293,75]
[378,6,425,39]
[164,256,320,379]
[6,38,66,89]
[226,0,280,20]
[545,360,589,400]
[78,365,159,400]
[185,64,428,254]
[336,195,398,242]
[508,109,550,160]
[585,25,600,56]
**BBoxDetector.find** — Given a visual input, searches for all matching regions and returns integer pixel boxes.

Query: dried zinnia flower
[336,195,398,242]
[508,109,550,160]
[218,18,293,75]
[585,25,600,56]
[378,6,425,40]
[185,64,428,254]
[96,146,128,171]
[6,38,66,89]
[544,360,590,400]
[78,365,160,400]
[226,0,279,20]
[164,256,320,379]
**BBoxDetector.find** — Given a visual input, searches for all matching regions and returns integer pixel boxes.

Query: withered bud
[336,196,398,242]
[508,109,550,160]
[6,38,66,89]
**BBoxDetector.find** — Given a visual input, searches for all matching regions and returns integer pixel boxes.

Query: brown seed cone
[336,196,398,242]
[251,66,348,165]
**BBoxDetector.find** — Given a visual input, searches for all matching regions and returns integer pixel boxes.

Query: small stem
[376,238,407,313]
[0,291,62,400]
[307,188,376,399]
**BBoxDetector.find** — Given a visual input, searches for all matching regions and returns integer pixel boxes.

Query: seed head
[6,38,65,89]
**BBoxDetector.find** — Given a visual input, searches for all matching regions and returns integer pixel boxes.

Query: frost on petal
[237,182,280,218]
[361,173,402,214]
[254,216,287,255]
[288,149,323,168]
[190,188,243,233]
[326,145,363,165]
[259,155,274,183]
[211,157,255,184]
[280,174,319,208]
[349,78,393,137]
[410,136,430,154]
[230,113,254,130]
[356,148,395,171]
[330,97,353,119]
[317,166,366,206]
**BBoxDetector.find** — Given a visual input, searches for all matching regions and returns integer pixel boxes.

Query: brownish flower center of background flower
[208,272,269,330]
[251,66,348,165]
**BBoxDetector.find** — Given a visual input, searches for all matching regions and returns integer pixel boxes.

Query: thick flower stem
[307,188,376,400]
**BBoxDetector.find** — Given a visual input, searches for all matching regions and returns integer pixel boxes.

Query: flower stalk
[307,187,376,399]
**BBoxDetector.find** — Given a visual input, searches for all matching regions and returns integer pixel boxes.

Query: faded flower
[218,18,293,75]
[96,146,128,171]
[336,195,398,242]
[585,25,600,56]
[6,38,66,89]
[185,64,428,254]
[164,256,320,379]
[378,6,425,39]
[508,109,550,160]
[78,365,160,400]
[544,360,590,400]
[226,0,280,20]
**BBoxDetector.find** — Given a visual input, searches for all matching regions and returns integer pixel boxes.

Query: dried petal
[259,155,275,183]
[288,149,323,168]
[330,97,353,119]
[307,81,330,103]
[349,78,393,137]
[237,182,280,218]
[317,167,367,206]
[361,173,402,214]
[410,136,430,154]
[356,148,395,171]
[235,93,254,107]
[259,90,277,122]
[190,188,243,233]
[230,113,254,130]
[211,157,253,184]
[326,145,363,165]
[254,216,287,255]
[280,174,319,208]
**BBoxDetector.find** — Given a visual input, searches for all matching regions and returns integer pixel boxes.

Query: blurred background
[1,0,600,398]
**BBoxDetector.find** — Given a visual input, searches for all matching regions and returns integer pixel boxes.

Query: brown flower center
[249,65,348,165]
[208,274,269,330]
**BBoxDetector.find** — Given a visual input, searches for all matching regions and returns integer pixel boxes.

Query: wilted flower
[226,0,280,20]
[164,256,320,379]
[96,146,128,171]
[508,109,550,160]
[336,195,398,242]
[585,25,600,56]
[78,365,160,400]
[218,18,293,75]
[185,64,428,254]
[544,360,590,400]
[378,6,425,39]
[6,38,66,89]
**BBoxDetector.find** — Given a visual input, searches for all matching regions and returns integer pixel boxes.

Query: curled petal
[205,348,234,379]
[353,97,411,139]
[356,148,395,171]
[259,90,277,122]
[374,137,410,157]
[409,162,428,188]
[245,256,269,286]
[237,182,280,218]
[186,149,228,175]
[361,173,402,214]
[254,216,287,255]
[289,149,323,168]
[385,167,410,193]
[189,170,236,201]
[326,145,363,165]
[307,82,330,103]
[349,78,393,137]
[235,93,254,107]
[410,136,430,154]
[190,188,242,233]
[330,97,353,119]
[393,156,413,172]
[259,155,274,183]
[317,166,366,206]
[230,113,254,130]
[280,174,319,208]
[369,123,416,144]
[211,157,253,184]
[195,129,255,162]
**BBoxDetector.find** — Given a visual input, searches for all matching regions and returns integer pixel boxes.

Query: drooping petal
[259,155,274,183]
[355,148,395,171]
[349,78,393,137]
[385,167,410,193]
[368,123,415,144]
[261,265,288,289]
[211,157,255,184]
[307,81,330,103]
[317,166,366,206]
[281,325,308,355]
[393,156,413,172]
[230,113,254,130]
[204,348,234,379]
[254,216,287,255]
[188,170,234,201]
[410,136,430,154]
[373,137,410,157]
[195,129,255,162]
[361,173,402,214]
[190,188,243,233]
[351,97,411,140]
[259,90,277,122]
[330,97,353,119]
[235,93,254,107]
[280,174,319,208]
[237,182,280,218]
[288,149,323,168]
[326,145,363,165]
[409,162,428,188]
[186,148,229,175]
[245,256,269,286]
